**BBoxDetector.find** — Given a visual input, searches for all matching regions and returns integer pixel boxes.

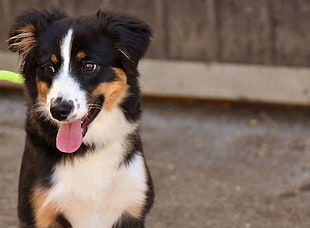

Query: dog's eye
[83,62,97,72]
[43,65,55,74]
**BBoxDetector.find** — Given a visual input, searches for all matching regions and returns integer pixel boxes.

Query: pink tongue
[56,119,83,153]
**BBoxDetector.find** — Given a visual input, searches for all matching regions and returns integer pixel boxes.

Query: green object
[0,70,24,84]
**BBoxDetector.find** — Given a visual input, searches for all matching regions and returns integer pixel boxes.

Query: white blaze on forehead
[61,28,73,73]
[46,28,88,122]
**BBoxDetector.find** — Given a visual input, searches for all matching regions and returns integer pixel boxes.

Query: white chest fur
[45,146,147,228]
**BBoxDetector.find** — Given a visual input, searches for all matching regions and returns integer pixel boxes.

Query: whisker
[88,106,102,110]
[88,103,103,110]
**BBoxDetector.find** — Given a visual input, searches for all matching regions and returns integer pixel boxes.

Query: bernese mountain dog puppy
[8,8,154,228]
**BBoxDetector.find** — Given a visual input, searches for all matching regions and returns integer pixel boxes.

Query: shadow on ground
[1,92,310,228]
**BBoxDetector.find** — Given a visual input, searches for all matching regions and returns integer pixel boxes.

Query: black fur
[9,8,153,227]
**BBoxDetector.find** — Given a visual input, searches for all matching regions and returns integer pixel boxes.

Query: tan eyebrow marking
[76,51,86,61]
[51,54,58,64]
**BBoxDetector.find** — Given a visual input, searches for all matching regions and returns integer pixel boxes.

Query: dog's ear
[98,12,152,66]
[8,8,66,56]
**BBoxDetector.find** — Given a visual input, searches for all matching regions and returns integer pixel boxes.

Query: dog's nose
[50,99,74,121]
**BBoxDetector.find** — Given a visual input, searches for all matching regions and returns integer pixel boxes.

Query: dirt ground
[1,91,310,228]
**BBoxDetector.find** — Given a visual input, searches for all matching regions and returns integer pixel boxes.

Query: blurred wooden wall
[0,0,309,67]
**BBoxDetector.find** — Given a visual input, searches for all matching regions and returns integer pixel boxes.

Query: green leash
[0,70,24,84]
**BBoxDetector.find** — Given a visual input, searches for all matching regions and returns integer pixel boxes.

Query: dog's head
[8,8,151,153]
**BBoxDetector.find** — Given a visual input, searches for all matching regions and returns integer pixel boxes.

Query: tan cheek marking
[8,24,36,55]
[125,204,144,219]
[31,188,60,228]
[36,76,49,104]
[51,54,58,64]
[92,68,129,111]
[76,51,86,61]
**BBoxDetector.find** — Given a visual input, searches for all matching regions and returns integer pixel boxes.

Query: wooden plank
[215,0,273,65]
[205,0,219,61]
[72,0,102,15]
[139,59,310,105]
[0,0,11,50]
[164,0,215,61]
[0,52,20,73]
[272,0,310,67]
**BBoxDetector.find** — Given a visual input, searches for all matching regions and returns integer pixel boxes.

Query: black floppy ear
[102,13,152,66]
[8,8,66,56]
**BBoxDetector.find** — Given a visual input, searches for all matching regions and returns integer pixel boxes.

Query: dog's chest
[46,146,147,228]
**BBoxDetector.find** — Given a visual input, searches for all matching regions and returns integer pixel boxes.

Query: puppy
[8,8,154,228]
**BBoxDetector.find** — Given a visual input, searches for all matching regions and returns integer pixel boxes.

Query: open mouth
[81,96,104,136]
[56,97,104,153]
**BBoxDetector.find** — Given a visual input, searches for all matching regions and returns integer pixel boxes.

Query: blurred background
[1,0,310,227]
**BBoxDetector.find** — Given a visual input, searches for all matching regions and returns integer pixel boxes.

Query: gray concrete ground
[1,91,310,228]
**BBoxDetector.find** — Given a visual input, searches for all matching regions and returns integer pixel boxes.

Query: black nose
[50,100,74,121]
